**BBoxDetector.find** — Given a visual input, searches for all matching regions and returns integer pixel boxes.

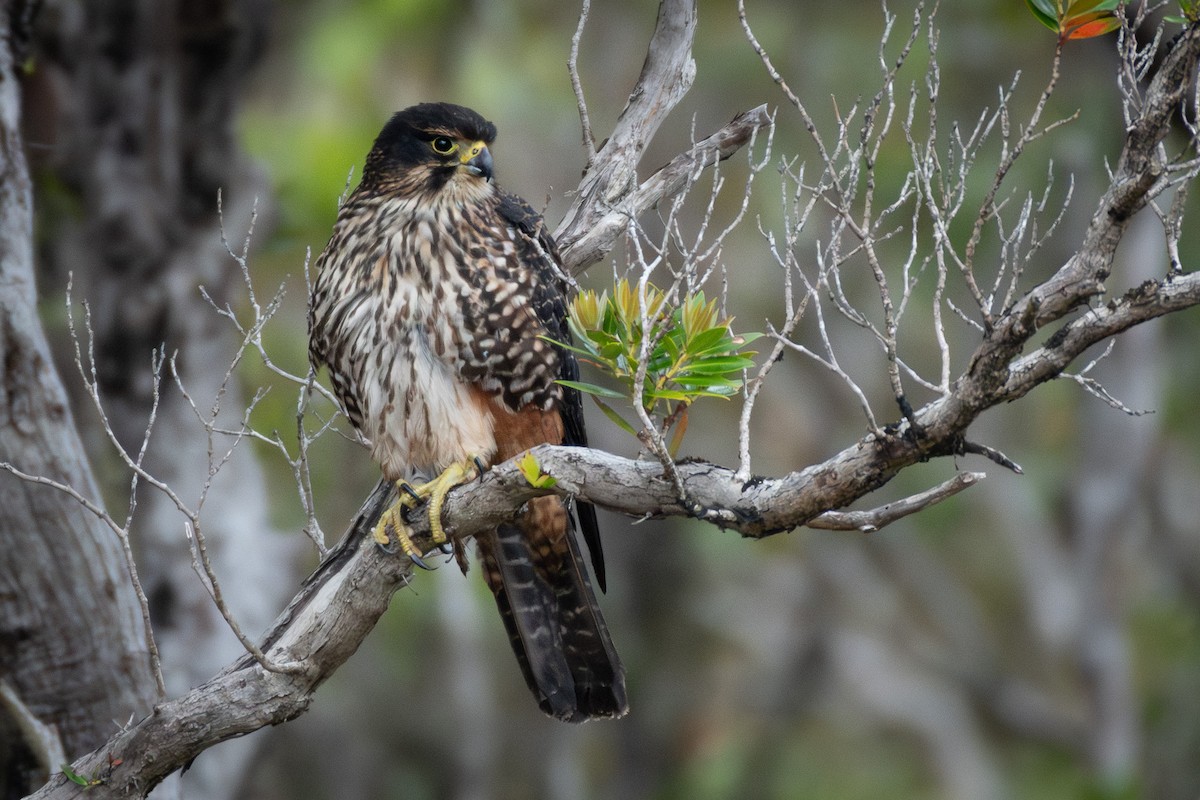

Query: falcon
[308,102,627,721]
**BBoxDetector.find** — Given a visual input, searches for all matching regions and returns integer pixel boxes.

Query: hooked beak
[460,142,493,182]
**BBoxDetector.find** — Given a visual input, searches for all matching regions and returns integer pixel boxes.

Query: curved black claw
[407,550,434,570]
[374,537,397,555]
[473,456,487,481]
[436,541,455,555]
[399,482,423,504]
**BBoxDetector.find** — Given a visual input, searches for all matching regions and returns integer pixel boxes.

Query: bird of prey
[308,102,627,721]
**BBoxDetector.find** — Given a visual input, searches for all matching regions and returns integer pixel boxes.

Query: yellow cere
[459,140,486,163]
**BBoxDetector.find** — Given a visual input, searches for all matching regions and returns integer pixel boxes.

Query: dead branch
[806,472,985,532]
[554,0,769,273]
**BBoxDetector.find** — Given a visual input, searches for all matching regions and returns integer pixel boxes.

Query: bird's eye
[431,137,457,155]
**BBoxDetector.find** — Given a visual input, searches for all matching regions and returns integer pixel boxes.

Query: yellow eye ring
[431,136,457,155]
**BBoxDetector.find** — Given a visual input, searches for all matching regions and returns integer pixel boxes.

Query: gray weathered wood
[0,4,159,795]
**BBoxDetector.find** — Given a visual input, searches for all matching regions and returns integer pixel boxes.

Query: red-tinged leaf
[1064,14,1120,39]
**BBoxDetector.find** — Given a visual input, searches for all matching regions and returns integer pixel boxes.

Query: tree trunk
[16,1,298,797]
[0,3,158,795]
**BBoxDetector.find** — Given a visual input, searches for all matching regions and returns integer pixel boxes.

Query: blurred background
[27,0,1200,798]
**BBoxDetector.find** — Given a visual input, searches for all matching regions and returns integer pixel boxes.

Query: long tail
[476,496,627,722]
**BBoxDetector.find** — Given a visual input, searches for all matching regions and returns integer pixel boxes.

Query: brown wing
[475,404,627,721]
[495,191,607,591]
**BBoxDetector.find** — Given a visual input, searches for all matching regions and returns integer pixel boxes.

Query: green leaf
[543,333,602,361]
[694,332,763,358]
[685,326,731,355]
[1066,0,1117,13]
[61,764,92,787]
[674,374,744,389]
[679,291,718,336]
[644,388,692,402]
[570,289,604,330]
[1025,0,1059,30]
[557,379,626,400]
[517,451,557,489]
[660,331,683,361]
[688,387,740,399]
[584,328,621,349]
[591,397,639,437]
[557,340,605,360]
[682,355,758,374]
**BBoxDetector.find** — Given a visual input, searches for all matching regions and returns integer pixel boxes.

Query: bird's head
[363,102,498,200]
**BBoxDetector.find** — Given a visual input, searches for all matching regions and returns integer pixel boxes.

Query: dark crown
[364,102,497,181]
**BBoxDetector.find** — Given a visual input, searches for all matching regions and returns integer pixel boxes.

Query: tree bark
[0,3,158,796]
[21,1,297,797]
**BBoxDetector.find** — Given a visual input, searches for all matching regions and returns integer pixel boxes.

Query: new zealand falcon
[308,102,627,721]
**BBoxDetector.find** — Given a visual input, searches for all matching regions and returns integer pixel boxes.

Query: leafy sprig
[516,451,557,489]
[554,280,759,455]
[1025,0,1121,42]
[61,763,102,789]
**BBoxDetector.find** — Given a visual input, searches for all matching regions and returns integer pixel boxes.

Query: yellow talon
[420,459,477,544]
[372,502,423,561]
[374,459,480,563]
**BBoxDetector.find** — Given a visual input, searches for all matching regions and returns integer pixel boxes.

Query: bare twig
[60,277,167,698]
[806,471,985,532]
[568,0,597,162]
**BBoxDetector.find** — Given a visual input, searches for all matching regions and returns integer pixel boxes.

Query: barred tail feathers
[476,497,627,722]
